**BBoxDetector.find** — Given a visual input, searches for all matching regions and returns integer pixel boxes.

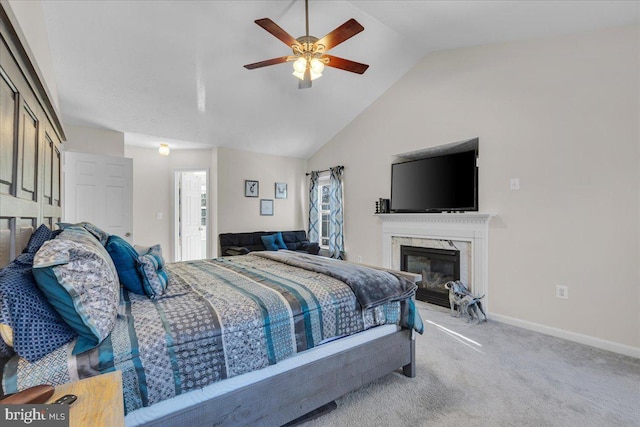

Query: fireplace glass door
[400,246,460,307]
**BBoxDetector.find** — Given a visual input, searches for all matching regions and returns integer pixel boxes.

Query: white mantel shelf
[375,212,494,223]
[378,212,495,311]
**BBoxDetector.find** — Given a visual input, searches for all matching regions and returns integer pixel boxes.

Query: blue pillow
[137,245,169,299]
[261,234,279,251]
[106,235,145,295]
[0,258,77,362]
[273,232,287,250]
[24,224,53,254]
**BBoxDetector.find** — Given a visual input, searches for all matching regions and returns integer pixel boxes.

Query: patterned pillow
[106,235,145,295]
[137,245,169,299]
[58,222,109,246]
[32,238,119,355]
[0,256,77,362]
[56,226,119,284]
[24,224,53,254]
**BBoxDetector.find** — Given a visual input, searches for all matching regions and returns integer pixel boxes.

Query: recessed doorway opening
[174,170,208,262]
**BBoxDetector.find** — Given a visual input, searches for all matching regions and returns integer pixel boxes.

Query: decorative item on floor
[275,182,287,199]
[445,280,487,324]
[260,199,274,216]
[245,180,259,197]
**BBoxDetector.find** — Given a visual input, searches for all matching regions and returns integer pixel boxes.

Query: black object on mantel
[376,198,390,214]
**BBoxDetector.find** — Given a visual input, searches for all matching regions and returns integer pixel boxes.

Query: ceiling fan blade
[323,55,369,74]
[244,56,291,70]
[254,18,302,48]
[299,68,312,89]
[314,19,364,51]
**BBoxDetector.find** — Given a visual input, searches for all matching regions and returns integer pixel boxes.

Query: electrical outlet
[357,256,363,263]
[556,285,568,299]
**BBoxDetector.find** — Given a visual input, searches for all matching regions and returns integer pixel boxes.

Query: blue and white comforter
[2,254,420,414]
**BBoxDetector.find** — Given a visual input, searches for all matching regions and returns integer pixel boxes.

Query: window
[319,181,330,248]
[309,167,344,259]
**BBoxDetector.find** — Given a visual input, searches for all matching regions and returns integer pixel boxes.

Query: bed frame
[142,328,415,426]
[0,6,417,426]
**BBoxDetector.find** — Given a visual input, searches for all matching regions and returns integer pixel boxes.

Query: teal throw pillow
[106,235,145,295]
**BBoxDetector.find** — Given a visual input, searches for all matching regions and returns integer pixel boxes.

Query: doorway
[174,170,208,261]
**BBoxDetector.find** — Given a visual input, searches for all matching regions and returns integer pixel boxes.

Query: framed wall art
[260,199,274,216]
[245,180,259,197]
[275,182,287,199]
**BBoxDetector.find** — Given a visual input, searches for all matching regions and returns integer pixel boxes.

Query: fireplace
[380,212,493,311]
[400,245,460,307]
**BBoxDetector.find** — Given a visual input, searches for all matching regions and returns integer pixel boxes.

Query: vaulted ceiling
[41,1,638,158]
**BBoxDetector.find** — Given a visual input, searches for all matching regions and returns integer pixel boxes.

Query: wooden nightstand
[46,371,124,427]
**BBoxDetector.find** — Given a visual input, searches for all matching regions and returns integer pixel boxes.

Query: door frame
[172,168,209,262]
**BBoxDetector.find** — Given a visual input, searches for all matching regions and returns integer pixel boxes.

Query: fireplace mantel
[378,213,495,310]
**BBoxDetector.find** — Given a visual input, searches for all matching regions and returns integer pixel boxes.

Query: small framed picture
[245,180,259,197]
[260,199,274,216]
[275,182,287,199]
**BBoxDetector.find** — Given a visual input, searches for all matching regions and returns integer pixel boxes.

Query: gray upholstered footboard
[142,328,415,426]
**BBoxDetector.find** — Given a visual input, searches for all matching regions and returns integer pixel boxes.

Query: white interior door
[64,152,133,242]
[180,172,203,261]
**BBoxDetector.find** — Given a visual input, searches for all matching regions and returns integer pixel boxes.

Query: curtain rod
[305,165,344,176]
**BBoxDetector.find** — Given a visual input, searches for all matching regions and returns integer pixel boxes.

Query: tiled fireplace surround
[379,213,494,311]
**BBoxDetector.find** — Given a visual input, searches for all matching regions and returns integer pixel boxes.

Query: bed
[0,224,422,426]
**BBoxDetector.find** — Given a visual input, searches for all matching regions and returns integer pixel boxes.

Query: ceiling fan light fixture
[310,57,325,74]
[292,57,324,81]
[159,143,170,156]
[292,57,307,79]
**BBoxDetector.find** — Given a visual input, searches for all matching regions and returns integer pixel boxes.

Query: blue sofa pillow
[0,256,77,362]
[261,234,279,251]
[273,232,287,250]
[106,235,145,295]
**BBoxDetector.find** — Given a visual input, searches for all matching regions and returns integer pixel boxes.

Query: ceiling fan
[244,0,369,89]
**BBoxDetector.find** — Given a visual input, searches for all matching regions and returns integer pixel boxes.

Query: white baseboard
[490,313,640,359]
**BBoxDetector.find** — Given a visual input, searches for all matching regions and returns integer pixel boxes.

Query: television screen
[390,150,478,212]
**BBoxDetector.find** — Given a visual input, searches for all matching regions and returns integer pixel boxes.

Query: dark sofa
[219,230,320,256]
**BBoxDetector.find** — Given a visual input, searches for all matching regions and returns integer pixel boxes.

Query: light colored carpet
[302,302,640,426]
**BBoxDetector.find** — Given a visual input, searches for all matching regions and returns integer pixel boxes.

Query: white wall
[124,146,217,262]
[64,125,125,157]
[217,147,307,235]
[4,0,60,111]
[308,25,640,352]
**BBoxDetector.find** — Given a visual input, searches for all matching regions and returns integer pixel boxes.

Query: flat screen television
[390,147,478,213]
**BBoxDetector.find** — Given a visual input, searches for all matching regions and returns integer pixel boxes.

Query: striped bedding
[2,254,410,414]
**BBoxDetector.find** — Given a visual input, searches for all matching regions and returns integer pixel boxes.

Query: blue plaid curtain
[328,166,344,259]
[308,171,319,243]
